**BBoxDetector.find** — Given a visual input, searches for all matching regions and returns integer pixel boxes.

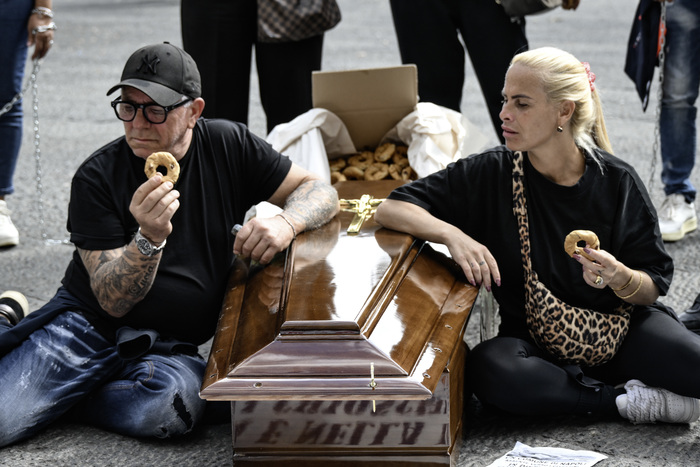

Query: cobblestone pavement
[1,0,699,465]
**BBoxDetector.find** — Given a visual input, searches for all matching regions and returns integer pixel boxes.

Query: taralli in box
[330,144,416,182]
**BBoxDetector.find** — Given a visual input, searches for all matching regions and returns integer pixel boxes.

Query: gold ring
[594,275,603,285]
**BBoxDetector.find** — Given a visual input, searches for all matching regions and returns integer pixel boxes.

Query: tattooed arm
[233,164,340,264]
[78,175,180,318]
[78,243,161,318]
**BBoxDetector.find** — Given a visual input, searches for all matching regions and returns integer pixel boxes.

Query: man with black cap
[0,42,339,447]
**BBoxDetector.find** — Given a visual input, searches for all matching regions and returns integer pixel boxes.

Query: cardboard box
[312,65,418,150]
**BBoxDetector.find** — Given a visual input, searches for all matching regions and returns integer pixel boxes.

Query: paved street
[1,0,699,465]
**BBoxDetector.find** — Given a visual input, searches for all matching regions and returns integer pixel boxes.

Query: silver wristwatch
[134,228,166,256]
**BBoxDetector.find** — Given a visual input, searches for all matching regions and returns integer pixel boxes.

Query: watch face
[136,236,153,256]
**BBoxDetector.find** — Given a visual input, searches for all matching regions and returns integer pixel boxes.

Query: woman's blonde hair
[511,47,611,166]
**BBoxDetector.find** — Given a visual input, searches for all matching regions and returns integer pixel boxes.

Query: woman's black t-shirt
[62,118,292,345]
[387,146,673,338]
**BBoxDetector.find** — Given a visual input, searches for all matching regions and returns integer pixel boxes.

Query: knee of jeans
[129,388,207,439]
[159,368,206,437]
[156,391,206,438]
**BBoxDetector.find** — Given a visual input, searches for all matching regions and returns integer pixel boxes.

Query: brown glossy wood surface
[201,180,479,466]
[202,180,477,401]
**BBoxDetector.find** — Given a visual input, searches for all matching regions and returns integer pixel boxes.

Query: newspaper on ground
[487,441,608,467]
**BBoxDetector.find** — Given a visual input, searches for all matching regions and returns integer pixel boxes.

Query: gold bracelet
[276,213,297,238]
[611,272,635,291]
[614,270,643,300]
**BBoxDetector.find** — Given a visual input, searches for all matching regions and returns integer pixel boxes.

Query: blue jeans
[0,0,32,196]
[660,0,700,202]
[0,306,208,447]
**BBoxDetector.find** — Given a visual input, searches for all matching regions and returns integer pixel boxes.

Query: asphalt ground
[1,0,700,465]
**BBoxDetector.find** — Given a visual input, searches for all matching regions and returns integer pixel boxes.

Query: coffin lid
[201,180,477,401]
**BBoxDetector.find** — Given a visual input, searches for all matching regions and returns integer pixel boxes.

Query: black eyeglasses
[111,98,191,124]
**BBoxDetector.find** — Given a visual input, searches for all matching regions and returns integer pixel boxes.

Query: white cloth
[382,102,490,178]
[266,108,357,183]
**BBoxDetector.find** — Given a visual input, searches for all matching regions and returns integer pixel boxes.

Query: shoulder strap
[512,152,533,273]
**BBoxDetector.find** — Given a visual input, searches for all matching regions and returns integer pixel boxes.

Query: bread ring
[392,152,410,168]
[329,158,346,172]
[401,166,415,180]
[564,230,600,261]
[365,162,389,181]
[342,165,365,180]
[348,152,373,170]
[374,143,395,162]
[388,164,403,180]
[145,151,180,184]
[331,171,347,183]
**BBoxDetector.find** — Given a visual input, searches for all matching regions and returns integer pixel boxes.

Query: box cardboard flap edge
[312,65,418,150]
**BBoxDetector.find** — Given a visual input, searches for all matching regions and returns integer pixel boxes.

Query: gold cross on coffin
[339,194,385,234]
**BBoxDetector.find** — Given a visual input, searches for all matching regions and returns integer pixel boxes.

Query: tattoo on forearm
[283,180,339,231]
[79,244,160,317]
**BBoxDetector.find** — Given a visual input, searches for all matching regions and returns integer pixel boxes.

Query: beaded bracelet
[31,7,54,18]
[276,213,297,238]
[614,270,643,300]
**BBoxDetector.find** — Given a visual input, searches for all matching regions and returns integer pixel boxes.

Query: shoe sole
[662,217,698,242]
[0,236,19,247]
[0,291,29,319]
[686,400,700,424]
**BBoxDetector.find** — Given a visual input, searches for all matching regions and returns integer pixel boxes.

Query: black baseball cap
[107,42,201,106]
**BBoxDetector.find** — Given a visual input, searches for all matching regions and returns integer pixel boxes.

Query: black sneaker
[680,293,700,335]
[0,291,30,326]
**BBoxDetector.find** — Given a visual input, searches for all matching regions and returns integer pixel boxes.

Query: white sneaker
[616,379,700,424]
[658,194,697,242]
[0,200,19,247]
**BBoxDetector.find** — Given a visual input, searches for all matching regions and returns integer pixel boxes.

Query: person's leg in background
[458,0,528,141]
[0,0,33,247]
[256,33,324,134]
[389,0,527,143]
[389,0,466,114]
[657,0,700,242]
[181,0,257,124]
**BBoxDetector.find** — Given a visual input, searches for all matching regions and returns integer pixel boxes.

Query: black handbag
[497,0,562,17]
[512,152,632,366]
[257,0,341,43]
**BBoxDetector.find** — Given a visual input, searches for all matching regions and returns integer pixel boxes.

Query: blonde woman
[376,47,700,425]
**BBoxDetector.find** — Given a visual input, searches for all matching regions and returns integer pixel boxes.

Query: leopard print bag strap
[512,152,543,319]
[512,152,535,277]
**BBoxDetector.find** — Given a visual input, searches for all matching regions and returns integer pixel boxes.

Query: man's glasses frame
[111,97,192,124]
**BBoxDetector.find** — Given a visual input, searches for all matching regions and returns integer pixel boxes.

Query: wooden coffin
[201,180,479,466]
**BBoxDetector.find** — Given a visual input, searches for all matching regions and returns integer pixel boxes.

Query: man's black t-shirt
[388,146,673,338]
[62,118,292,345]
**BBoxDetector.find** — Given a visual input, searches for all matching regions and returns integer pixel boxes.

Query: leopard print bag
[512,152,632,366]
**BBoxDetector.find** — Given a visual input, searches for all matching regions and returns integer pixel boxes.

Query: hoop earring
[556,126,563,133]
